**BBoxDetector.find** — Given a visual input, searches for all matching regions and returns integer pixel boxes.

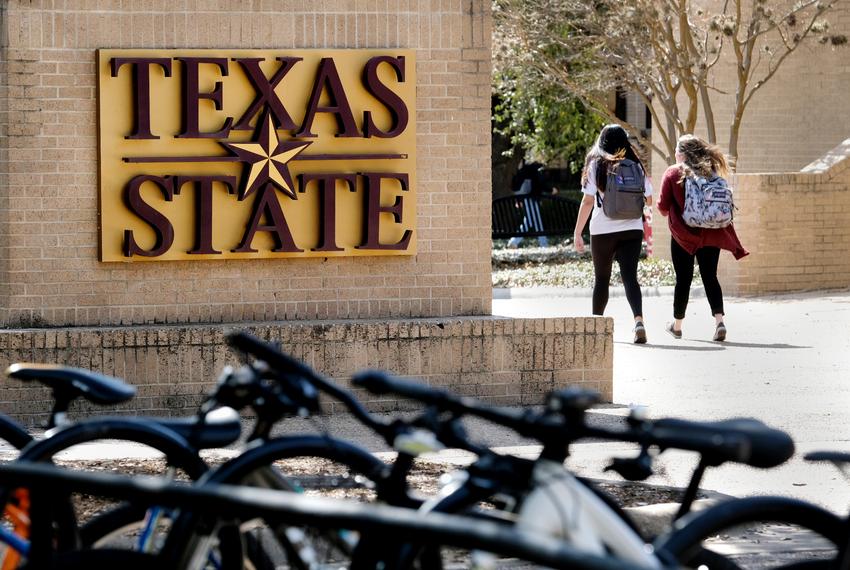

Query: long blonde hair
[676,134,730,180]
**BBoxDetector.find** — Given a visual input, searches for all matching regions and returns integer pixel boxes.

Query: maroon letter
[232,57,301,131]
[111,58,173,139]
[299,173,357,252]
[123,175,176,257]
[175,57,233,139]
[296,58,360,138]
[356,172,412,251]
[363,56,409,138]
[234,185,303,253]
[174,175,237,254]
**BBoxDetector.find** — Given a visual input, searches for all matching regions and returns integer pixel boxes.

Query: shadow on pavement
[616,341,810,350]
[690,340,810,349]
[614,341,724,351]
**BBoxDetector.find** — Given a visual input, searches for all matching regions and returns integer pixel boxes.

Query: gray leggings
[590,230,644,317]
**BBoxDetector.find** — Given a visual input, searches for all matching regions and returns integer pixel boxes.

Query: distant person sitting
[507,160,556,248]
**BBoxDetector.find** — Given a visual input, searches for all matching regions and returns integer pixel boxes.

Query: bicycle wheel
[156,435,389,569]
[654,496,846,569]
[225,449,386,570]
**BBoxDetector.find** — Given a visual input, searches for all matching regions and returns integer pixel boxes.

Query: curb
[494,286,705,300]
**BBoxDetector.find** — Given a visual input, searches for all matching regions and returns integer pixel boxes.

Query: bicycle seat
[6,363,135,405]
[650,417,794,468]
[804,451,850,465]
[153,406,242,449]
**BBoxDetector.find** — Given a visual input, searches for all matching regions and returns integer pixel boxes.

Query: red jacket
[657,165,749,260]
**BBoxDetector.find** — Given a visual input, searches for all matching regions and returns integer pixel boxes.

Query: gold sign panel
[97,49,416,262]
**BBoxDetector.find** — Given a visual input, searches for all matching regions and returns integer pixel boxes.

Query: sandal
[713,322,727,342]
[633,321,647,344]
[665,322,682,339]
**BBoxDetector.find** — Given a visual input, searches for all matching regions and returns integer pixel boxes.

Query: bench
[492,194,583,240]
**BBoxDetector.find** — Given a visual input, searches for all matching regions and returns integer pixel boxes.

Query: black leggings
[670,238,724,319]
[590,230,644,317]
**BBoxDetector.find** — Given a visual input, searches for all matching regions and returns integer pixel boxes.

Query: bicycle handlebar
[227,332,792,470]
[353,370,793,469]
[225,331,394,439]
[353,370,564,442]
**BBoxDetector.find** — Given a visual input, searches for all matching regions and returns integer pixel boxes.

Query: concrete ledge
[494,286,705,300]
[0,316,614,426]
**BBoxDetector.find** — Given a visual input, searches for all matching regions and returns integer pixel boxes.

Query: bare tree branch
[493,0,843,169]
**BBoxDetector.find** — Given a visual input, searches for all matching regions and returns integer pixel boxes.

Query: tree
[494,0,847,168]
[493,63,605,173]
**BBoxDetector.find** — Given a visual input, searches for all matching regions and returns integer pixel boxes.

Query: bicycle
[152,331,422,570]
[0,460,653,570]
[69,332,401,569]
[349,370,847,569]
[0,363,243,567]
[175,332,818,570]
[0,363,142,566]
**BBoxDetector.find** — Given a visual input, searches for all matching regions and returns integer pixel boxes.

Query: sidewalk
[493,288,850,511]
[492,288,850,566]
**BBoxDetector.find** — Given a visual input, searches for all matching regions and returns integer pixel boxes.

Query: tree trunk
[728,116,742,171]
[699,82,717,144]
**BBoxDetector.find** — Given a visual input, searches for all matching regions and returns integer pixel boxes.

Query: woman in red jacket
[657,135,749,341]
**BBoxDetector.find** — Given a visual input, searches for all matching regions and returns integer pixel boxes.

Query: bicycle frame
[516,460,663,568]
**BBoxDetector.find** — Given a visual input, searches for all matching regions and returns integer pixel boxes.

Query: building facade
[0,2,613,424]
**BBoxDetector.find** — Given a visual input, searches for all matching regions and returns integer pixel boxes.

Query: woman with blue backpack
[657,134,749,342]
[574,124,653,344]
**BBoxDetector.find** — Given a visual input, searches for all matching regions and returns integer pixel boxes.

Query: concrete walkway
[493,288,850,514]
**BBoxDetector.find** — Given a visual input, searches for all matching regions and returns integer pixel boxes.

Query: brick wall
[0,316,614,426]
[716,139,850,295]
[0,1,493,328]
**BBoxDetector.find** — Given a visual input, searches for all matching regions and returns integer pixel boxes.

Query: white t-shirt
[581,160,653,235]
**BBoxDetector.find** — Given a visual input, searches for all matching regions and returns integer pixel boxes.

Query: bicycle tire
[158,435,388,569]
[8,418,210,554]
[654,496,845,569]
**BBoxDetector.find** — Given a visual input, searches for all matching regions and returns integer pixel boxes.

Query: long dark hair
[581,124,643,189]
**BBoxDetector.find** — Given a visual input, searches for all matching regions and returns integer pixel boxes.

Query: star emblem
[222,110,311,200]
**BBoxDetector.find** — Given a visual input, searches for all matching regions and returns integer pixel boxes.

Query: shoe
[665,322,682,339]
[713,322,727,342]
[633,321,647,344]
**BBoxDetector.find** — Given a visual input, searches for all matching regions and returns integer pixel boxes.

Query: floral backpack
[682,174,735,229]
